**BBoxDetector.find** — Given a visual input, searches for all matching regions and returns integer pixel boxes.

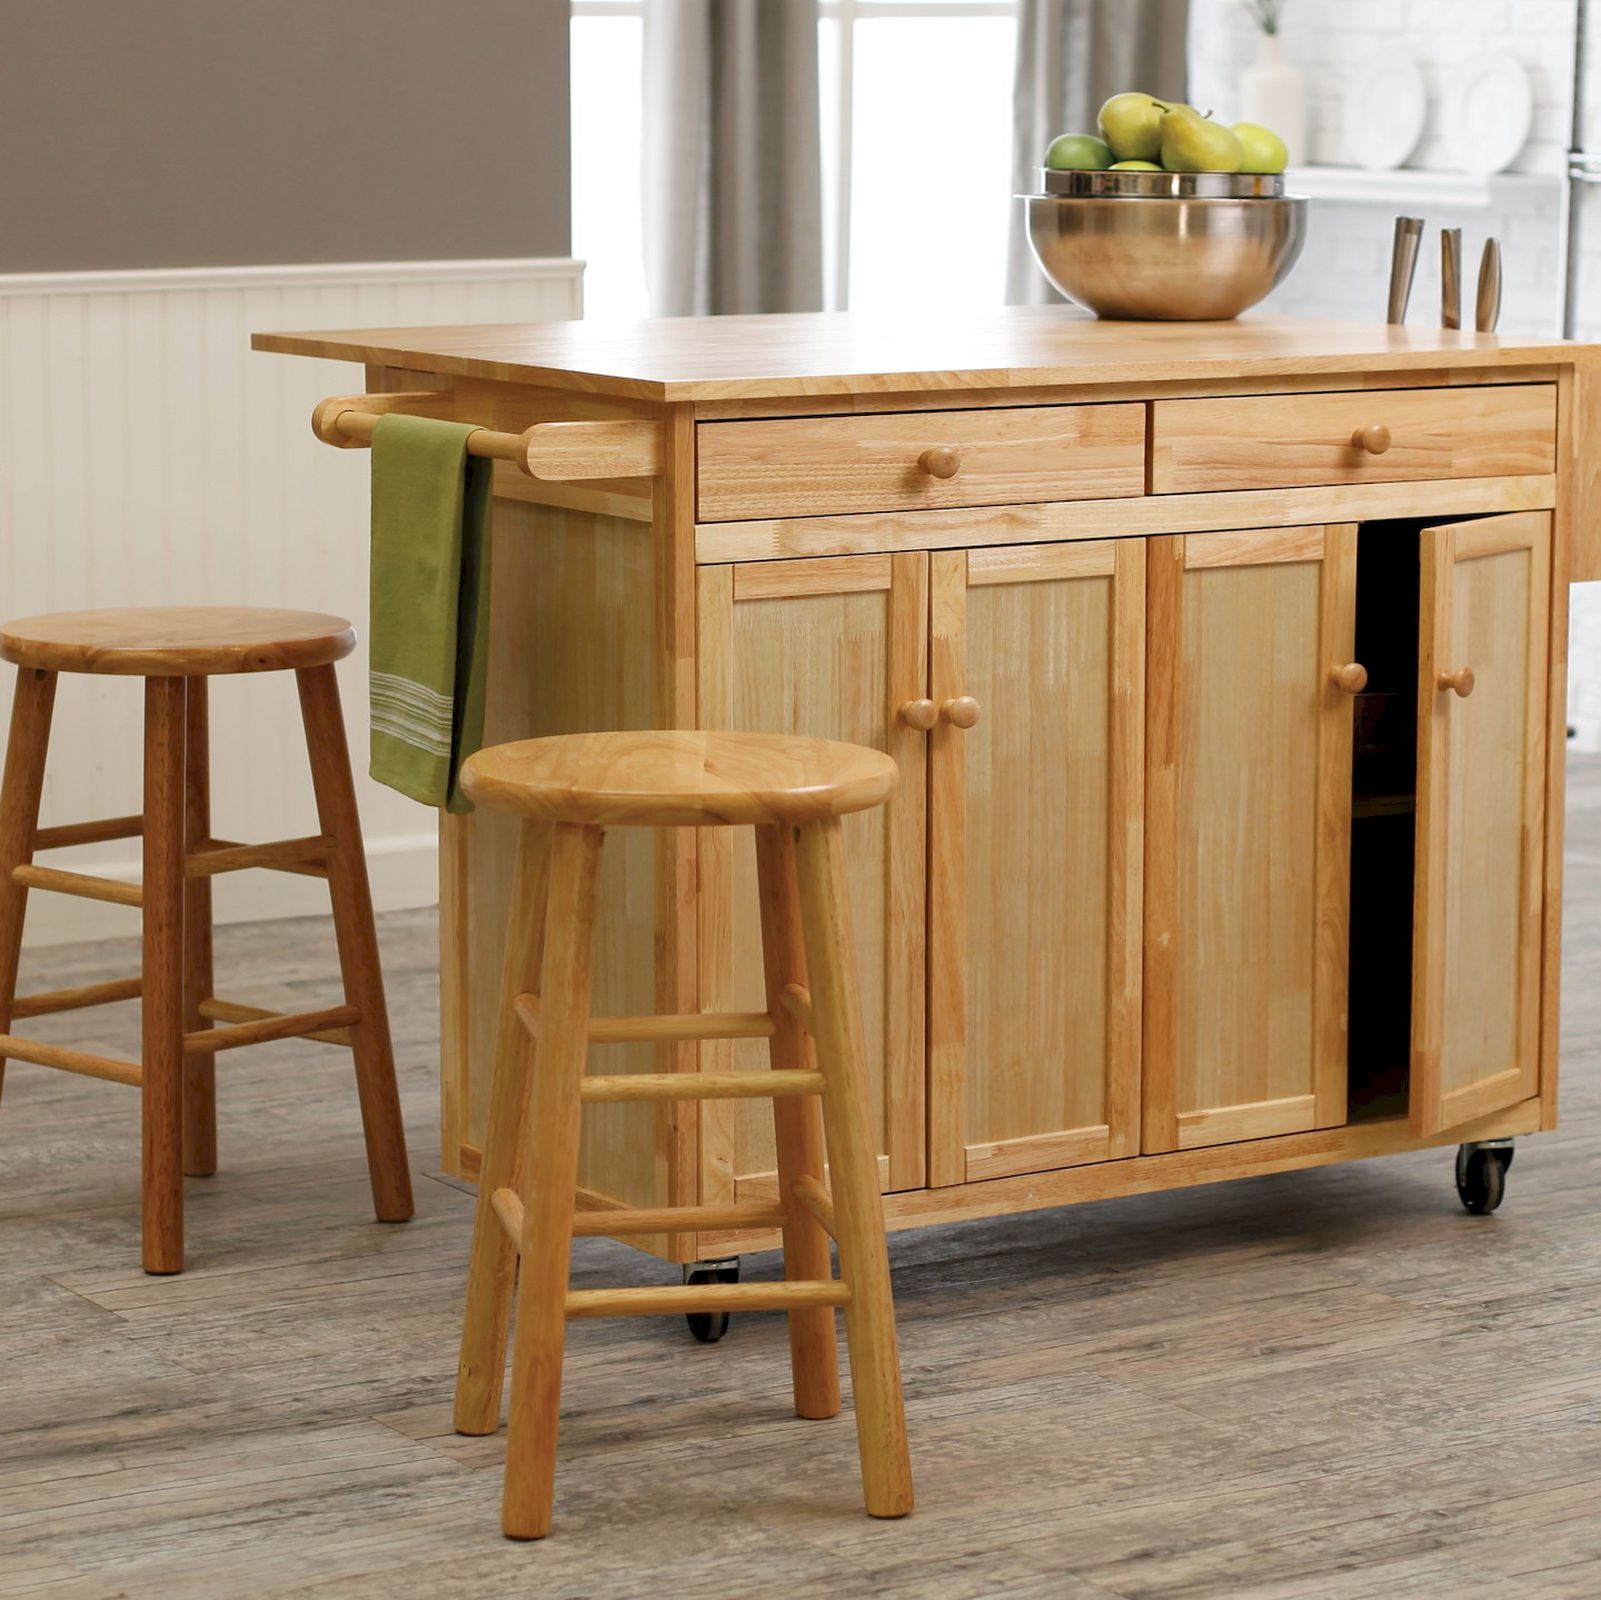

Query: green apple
[1097,92,1168,162]
[1110,160,1163,170]
[1044,132,1114,170]
[1159,107,1243,173]
[1231,122,1289,174]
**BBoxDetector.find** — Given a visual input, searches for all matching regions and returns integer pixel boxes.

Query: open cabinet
[1412,511,1550,1134]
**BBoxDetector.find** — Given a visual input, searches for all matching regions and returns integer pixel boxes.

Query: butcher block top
[251,310,1575,404]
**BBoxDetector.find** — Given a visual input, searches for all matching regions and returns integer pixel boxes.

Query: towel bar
[311,393,661,482]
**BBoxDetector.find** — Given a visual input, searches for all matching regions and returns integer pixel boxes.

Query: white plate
[1346,52,1427,172]
[1441,54,1532,175]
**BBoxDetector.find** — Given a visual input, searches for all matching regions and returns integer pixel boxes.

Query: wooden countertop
[251,309,1577,404]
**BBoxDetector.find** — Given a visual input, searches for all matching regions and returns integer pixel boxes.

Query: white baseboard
[16,834,440,948]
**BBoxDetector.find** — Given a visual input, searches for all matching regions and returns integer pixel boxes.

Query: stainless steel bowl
[1023,193,1308,321]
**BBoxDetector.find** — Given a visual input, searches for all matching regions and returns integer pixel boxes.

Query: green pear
[1097,92,1167,162]
[1044,132,1114,170]
[1232,122,1288,174]
[1159,107,1243,173]
[1110,160,1163,171]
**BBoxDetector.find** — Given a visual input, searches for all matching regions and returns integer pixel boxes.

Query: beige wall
[0,0,570,272]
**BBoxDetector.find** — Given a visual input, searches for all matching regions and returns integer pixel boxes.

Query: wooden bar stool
[0,606,414,1274]
[452,730,914,1539]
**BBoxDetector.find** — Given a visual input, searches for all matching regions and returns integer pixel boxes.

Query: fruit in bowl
[1097,91,1168,161]
[1042,92,1289,176]
[1160,105,1244,172]
[1232,122,1289,175]
[1044,133,1114,171]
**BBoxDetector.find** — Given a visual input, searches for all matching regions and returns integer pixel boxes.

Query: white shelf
[1286,165,1561,207]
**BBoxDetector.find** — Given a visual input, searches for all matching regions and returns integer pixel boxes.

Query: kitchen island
[255,311,1595,1278]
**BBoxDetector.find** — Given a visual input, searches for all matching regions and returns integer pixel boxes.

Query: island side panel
[440,496,668,1217]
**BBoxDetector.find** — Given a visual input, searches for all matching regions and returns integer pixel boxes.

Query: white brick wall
[1189,0,1601,745]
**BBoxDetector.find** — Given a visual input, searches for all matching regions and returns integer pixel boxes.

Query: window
[571,0,1019,320]
[819,0,1018,314]
[570,0,649,320]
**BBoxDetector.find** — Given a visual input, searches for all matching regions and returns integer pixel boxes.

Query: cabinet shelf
[1287,165,1560,208]
[1352,793,1416,820]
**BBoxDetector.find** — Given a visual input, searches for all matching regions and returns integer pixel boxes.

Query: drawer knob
[941,696,982,729]
[919,446,961,480]
[1438,667,1476,698]
[897,698,939,731]
[1330,662,1369,694]
[1352,423,1392,455]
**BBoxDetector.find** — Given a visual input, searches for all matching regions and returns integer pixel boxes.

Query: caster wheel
[1455,1144,1510,1215]
[683,1260,738,1343]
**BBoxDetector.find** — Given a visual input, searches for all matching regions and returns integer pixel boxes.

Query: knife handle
[1387,216,1424,325]
[1441,228,1462,330]
[1476,238,1502,333]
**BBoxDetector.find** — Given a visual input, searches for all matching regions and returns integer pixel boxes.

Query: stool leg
[455,817,552,1436]
[142,677,188,1274]
[295,664,413,1223]
[793,817,913,1520]
[753,823,841,1422]
[502,821,601,1541]
[181,678,216,1177]
[0,668,58,1110]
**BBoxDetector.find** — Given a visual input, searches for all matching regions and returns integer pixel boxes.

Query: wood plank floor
[3,768,1601,1599]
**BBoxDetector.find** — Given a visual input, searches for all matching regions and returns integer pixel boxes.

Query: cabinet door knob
[1437,667,1476,698]
[1330,662,1369,693]
[919,445,961,479]
[1351,423,1392,455]
[941,695,981,729]
[897,698,939,730]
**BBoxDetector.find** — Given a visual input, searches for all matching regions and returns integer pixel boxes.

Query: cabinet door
[1144,525,1358,1152]
[1412,511,1550,1135]
[928,541,1144,1186]
[696,553,928,1200]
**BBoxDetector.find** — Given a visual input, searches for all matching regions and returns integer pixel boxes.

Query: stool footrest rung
[573,1201,790,1236]
[565,1281,850,1319]
[32,814,144,850]
[183,1003,361,1053]
[512,992,777,1045]
[579,1069,824,1103]
[0,1033,142,1086]
[196,997,357,1047]
[489,1186,790,1244]
[186,836,333,879]
[12,864,142,907]
[11,975,143,1018]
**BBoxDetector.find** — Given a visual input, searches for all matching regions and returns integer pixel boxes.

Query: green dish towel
[368,414,493,813]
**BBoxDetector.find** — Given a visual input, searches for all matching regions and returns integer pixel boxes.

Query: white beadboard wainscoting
[0,257,583,943]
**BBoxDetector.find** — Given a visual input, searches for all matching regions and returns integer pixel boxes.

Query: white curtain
[1008,0,1191,304]
[642,0,824,316]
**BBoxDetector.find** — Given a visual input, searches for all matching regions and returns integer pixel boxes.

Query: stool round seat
[0,607,356,676]
[461,730,898,827]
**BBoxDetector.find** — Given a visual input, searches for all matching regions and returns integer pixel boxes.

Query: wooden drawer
[1149,384,1557,494]
[696,403,1146,522]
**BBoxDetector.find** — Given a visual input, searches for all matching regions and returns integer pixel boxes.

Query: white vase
[1239,32,1307,167]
